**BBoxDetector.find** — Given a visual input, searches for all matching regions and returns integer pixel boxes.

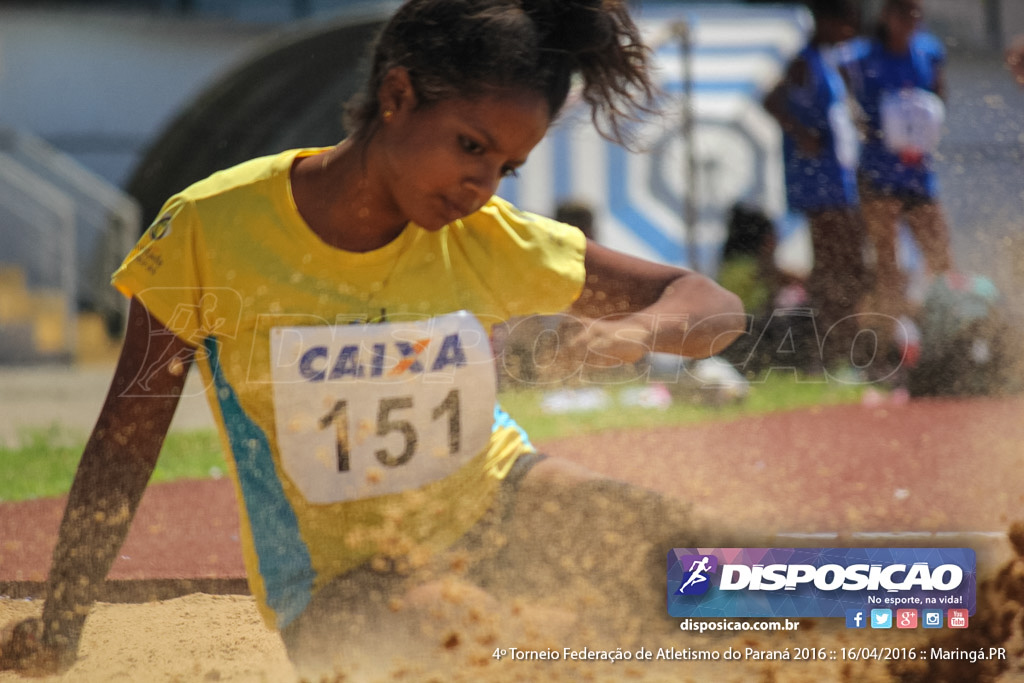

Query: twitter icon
[870,609,893,629]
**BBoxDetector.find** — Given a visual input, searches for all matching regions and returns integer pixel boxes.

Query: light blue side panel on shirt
[494,403,533,451]
[204,336,315,629]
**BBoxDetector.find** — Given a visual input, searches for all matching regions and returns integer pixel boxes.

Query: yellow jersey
[111,147,586,628]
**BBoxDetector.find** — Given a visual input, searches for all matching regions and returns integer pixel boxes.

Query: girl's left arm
[568,240,746,364]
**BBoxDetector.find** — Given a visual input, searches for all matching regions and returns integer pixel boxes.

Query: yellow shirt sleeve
[110,197,207,344]
[463,196,588,318]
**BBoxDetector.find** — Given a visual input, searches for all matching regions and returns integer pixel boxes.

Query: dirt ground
[3,392,1024,682]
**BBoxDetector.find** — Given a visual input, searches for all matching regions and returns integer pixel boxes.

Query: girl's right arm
[0,298,195,673]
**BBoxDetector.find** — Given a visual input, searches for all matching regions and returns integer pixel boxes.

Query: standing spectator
[763,0,868,372]
[716,202,820,376]
[843,0,953,378]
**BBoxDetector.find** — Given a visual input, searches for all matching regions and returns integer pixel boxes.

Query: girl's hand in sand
[0,617,67,674]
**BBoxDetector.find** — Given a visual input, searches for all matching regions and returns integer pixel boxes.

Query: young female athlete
[762,0,867,372]
[843,0,953,378]
[1,0,744,677]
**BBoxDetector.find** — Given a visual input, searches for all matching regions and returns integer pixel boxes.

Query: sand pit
[4,579,1021,682]
[0,591,931,682]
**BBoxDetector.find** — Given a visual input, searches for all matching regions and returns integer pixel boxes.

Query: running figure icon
[679,556,713,593]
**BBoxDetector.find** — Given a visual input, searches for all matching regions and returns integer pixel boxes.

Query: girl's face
[376,83,550,231]
[884,0,923,41]
[818,13,859,45]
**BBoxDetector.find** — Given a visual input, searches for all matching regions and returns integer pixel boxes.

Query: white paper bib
[880,87,945,155]
[269,312,496,504]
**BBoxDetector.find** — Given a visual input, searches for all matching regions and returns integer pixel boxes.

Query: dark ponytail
[344,0,656,145]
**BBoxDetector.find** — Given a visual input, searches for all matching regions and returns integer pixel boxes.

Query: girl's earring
[382,109,394,122]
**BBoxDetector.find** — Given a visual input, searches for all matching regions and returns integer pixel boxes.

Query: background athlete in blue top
[763,0,867,371]
[843,0,954,380]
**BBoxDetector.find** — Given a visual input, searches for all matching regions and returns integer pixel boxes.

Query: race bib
[880,87,945,155]
[270,312,496,504]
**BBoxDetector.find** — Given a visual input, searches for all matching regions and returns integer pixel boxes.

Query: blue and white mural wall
[499,3,812,275]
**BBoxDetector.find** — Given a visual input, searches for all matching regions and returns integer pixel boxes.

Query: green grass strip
[0,372,864,502]
[0,426,224,503]
[498,372,865,442]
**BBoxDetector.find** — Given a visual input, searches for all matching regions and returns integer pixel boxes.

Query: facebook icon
[846,609,866,629]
